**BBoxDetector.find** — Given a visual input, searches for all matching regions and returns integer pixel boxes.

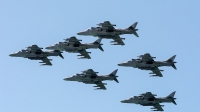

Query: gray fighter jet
[77,21,139,45]
[63,69,119,90]
[118,53,177,77]
[121,91,177,111]
[46,36,103,59]
[9,45,64,66]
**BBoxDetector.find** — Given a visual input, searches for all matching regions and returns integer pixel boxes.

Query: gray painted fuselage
[9,50,61,59]
[121,96,173,105]
[46,42,100,53]
[118,59,173,70]
[78,28,137,38]
[64,74,115,82]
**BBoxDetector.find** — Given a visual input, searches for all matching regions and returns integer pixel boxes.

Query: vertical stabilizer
[109,69,119,83]
[167,91,176,98]
[128,22,139,37]
[167,55,177,70]
[167,55,176,62]
[93,38,104,51]
[167,91,177,105]
[128,22,138,29]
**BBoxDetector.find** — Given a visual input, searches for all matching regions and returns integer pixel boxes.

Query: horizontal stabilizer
[128,22,139,37]
[172,99,177,105]
[59,53,64,59]
[172,63,177,70]
[109,69,119,83]
[167,55,177,69]
[133,31,139,37]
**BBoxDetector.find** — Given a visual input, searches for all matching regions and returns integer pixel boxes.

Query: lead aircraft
[77,21,139,45]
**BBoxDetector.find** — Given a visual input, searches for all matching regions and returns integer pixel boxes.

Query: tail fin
[93,38,104,51]
[128,22,139,37]
[128,22,138,29]
[109,69,119,83]
[166,55,177,70]
[167,91,177,105]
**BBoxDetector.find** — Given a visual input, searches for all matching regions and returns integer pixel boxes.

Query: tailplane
[93,38,104,51]
[128,22,139,37]
[109,69,119,83]
[54,50,64,59]
[166,55,177,70]
[167,91,177,105]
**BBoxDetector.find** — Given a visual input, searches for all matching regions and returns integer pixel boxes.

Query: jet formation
[46,36,103,59]
[9,45,64,66]
[121,91,177,111]
[64,69,119,90]
[118,53,177,77]
[9,21,178,111]
[77,21,139,45]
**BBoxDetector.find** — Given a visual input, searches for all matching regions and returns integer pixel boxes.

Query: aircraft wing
[81,69,106,89]
[94,81,106,90]
[141,92,156,99]
[82,69,98,76]
[40,58,52,66]
[152,103,164,111]
[139,53,155,62]
[97,21,115,30]
[99,35,125,45]
[82,80,106,90]
[27,45,43,52]
[78,49,91,59]
[64,36,81,44]
[150,67,163,77]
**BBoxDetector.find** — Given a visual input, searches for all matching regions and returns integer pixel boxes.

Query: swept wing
[82,69,106,90]
[97,21,115,30]
[150,67,163,77]
[138,53,155,62]
[64,36,82,45]
[27,45,43,52]
[40,57,52,66]
[151,103,164,111]
[140,92,156,99]
[78,49,91,59]
[99,35,125,45]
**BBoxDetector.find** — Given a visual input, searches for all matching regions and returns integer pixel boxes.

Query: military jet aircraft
[63,69,119,90]
[121,91,177,111]
[118,53,177,77]
[77,21,139,45]
[9,45,64,66]
[46,36,103,59]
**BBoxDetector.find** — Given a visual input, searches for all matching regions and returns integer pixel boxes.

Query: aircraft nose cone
[77,32,84,35]
[118,63,124,66]
[63,77,70,81]
[9,53,16,57]
[121,100,128,103]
